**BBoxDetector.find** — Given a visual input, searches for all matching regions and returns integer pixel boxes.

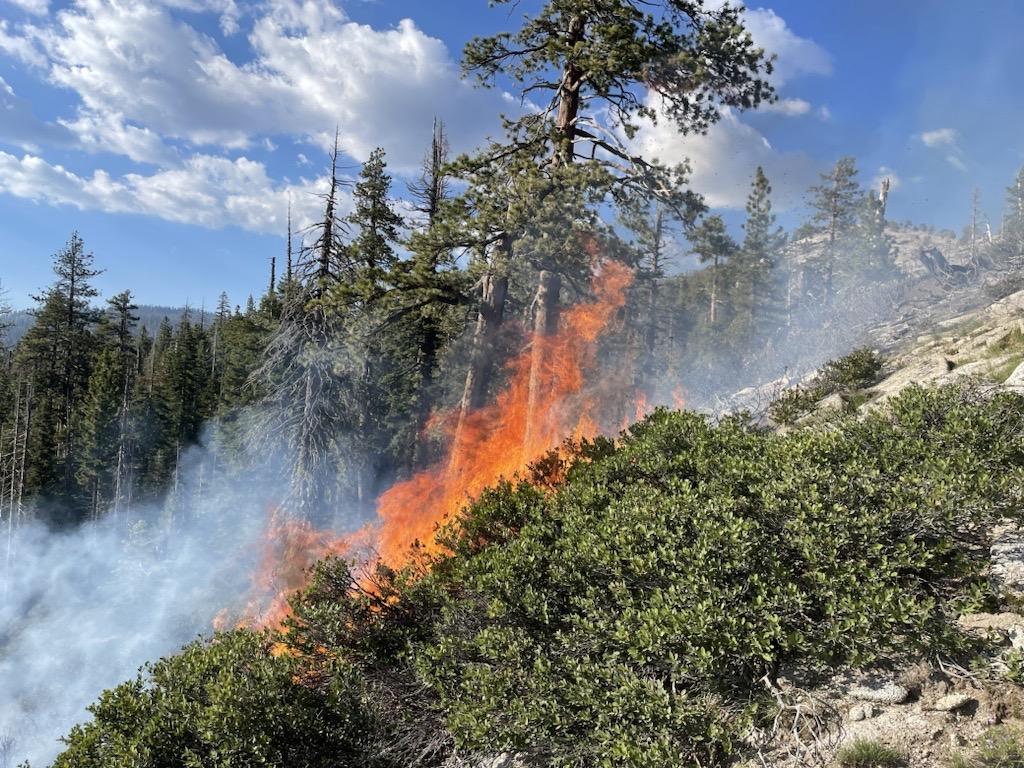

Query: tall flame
[230,259,638,630]
[374,259,634,569]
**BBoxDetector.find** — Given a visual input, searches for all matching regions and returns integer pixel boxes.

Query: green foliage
[836,738,907,767]
[769,386,821,425]
[56,383,1024,767]
[819,347,885,392]
[769,347,885,424]
[53,631,384,768]
[949,726,1024,767]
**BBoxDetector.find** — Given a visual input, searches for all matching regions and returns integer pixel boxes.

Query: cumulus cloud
[0,19,46,66]
[38,0,503,168]
[0,150,336,233]
[58,111,176,165]
[634,104,819,210]
[0,0,511,232]
[742,7,832,86]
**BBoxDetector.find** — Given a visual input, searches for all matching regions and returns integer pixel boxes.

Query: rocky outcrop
[991,525,1024,604]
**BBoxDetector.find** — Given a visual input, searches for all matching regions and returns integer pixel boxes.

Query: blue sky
[0,0,1021,309]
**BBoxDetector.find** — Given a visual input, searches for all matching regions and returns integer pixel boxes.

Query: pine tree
[855,179,895,281]
[348,147,403,283]
[737,166,787,337]
[807,157,861,306]
[620,198,670,397]
[452,0,774,423]
[78,291,138,519]
[254,145,358,519]
[1003,166,1024,269]
[690,215,738,325]
[16,234,102,520]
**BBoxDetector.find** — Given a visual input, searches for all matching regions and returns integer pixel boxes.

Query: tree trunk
[523,269,561,456]
[459,238,511,416]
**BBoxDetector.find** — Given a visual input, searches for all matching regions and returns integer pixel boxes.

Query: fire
[216,510,354,631]
[231,258,636,630]
[373,259,634,569]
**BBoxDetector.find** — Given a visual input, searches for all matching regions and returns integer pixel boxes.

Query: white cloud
[58,111,175,164]
[762,97,812,116]
[946,154,967,172]
[0,150,335,233]
[919,128,958,148]
[918,128,968,171]
[0,19,46,66]
[634,104,819,210]
[159,0,241,35]
[742,7,832,86]
[38,0,503,168]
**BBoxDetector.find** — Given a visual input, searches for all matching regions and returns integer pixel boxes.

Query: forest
[3,1,1024,767]
[8,141,1024,530]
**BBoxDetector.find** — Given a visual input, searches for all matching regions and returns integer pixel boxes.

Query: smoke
[0,219,987,767]
[0,412,344,767]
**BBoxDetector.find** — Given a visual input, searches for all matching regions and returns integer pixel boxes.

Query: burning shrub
[54,383,1024,768]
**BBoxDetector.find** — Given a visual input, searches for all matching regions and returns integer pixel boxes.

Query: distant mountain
[2,304,212,346]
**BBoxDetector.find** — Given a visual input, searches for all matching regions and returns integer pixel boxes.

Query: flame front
[375,259,634,569]
[231,259,638,630]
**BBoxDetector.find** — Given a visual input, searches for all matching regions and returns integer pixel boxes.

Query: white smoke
[0,414,337,767]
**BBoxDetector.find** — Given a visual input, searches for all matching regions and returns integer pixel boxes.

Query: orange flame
[231,259,636,630]
[373,259,633,569]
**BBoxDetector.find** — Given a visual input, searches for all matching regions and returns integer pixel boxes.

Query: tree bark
[523,269,561,455]
[459,237,511,415]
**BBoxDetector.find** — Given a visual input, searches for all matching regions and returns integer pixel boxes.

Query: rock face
[991,525,1024,602]
[850,680,911,705]
[1005,360,1024,388]
[926,694,974,713]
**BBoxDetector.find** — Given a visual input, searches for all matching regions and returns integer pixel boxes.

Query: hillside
[44,298,1024,768]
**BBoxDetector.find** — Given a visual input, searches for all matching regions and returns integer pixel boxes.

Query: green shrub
[52,630,387,768]
[949,726,1024,767]
[402,385,1023,767]
[57,383,1024,768]
[770,347,885,424]
[836,738,907,767]
[819,347,885,392]
[769,386,821,424]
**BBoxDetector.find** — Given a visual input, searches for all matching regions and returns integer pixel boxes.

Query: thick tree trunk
[523,270,561,455]
[459,238,511,416]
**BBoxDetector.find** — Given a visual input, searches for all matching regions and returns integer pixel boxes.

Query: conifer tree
[452,0,775,421]
[1003,166,1024,269]
[690,215,738,325]
[16,234,101,520]
[737,166,786,336]
[807,157,861,306]
[856,179,895,280]
[348,147,403,284]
